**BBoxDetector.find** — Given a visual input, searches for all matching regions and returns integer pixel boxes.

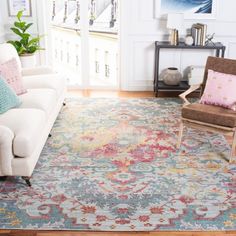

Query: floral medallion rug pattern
[0,98,236,231]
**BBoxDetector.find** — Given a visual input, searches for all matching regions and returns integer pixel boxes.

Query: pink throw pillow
[200,69,236,111]
[0,58,26,95]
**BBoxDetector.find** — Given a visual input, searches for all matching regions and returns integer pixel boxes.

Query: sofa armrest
[22,66,56,76]
[0,126,14,176]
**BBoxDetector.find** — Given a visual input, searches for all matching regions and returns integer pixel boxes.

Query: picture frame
[154,0,217,19]
[8,0,32,17]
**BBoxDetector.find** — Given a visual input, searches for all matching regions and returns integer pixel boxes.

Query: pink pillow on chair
[200,69,236,111]
[0,58,26,95]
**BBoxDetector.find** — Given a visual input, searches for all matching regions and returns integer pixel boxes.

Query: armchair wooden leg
[230,130,236,163]
[179,84,201,106]
[177,122,184,149]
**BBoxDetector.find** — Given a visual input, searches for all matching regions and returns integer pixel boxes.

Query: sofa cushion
[182,103,236,128]
[0,58,26,95]
[0,109,46,157]
[19,89,57,117]
[0,77,21,114]
[23,74,66,98]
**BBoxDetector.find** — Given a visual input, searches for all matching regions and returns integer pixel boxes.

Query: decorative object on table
[191,23,207,46]
[8,0,32,17]
[185,35,194,46]
[205,33,215,45]
[161,67,182,85]
[167,13,183,45]
[7,10,44,67]
[155,0,217,19]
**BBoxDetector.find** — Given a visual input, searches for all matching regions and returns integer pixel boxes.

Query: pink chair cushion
[0,58,26,95]
[200,69,236,111]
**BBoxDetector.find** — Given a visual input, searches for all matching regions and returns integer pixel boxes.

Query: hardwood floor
[0,90,235,236]
[1,231,236,236]
[66,89,187,98]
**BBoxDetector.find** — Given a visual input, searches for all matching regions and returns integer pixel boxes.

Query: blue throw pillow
[0,77,21,114]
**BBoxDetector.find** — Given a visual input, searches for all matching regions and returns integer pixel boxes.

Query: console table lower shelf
[157,81,190,92]
[156,81,201,97]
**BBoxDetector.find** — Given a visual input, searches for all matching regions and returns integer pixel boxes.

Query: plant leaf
[18,46,27,55]
[10,27,23,37]
[7,40,22,53]
[27,46,37,54]
[24,23,33,32]
[10,11,43,55]
[14,21,25,30]
[20,38,29,47]
[28,37,41,46]
[17,10,23,21]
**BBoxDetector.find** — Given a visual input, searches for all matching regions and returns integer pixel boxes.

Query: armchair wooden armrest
[179,84,202,105]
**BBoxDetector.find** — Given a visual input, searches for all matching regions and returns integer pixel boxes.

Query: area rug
[0,98,235,231]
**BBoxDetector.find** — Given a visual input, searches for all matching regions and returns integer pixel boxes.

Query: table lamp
[167,13,183,45]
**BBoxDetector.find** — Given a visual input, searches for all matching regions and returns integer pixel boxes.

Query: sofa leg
[0,176,7,181]
[48,133,52,138]
[63,102,66,106]
[22,177,32,187]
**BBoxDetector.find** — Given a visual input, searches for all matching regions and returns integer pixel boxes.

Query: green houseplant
[8,10,43,67]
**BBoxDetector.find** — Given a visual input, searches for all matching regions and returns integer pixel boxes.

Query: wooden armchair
[177,56,236,163]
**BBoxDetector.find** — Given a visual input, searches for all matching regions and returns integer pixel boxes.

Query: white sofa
[0,43,66,186]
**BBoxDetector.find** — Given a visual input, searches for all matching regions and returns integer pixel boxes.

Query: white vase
[20,54,36,68]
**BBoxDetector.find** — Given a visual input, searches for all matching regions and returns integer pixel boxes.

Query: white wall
[120,0,236,91]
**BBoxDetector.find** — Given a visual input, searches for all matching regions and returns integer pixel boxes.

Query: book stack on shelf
[191,23,207,46]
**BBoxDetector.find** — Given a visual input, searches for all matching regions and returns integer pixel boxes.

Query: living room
[0,0,236,235]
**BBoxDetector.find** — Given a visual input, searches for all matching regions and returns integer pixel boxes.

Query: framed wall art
[155,0,217,19]
[8,0,32,17]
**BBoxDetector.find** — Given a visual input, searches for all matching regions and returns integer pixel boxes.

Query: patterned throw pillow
[200,69,236,111]
[0,58,26,95]
[0,77,21,114]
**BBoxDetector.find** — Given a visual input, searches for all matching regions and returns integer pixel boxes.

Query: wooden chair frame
[178,56,236,163]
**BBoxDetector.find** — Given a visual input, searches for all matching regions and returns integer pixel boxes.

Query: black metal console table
[154,41,226,96]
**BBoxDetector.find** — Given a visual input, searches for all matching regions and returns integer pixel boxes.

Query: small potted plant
[8,10,44,67]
